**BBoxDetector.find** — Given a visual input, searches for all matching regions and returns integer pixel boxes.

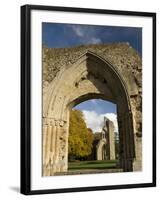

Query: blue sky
[42,23,141,132]
[74,99,118,132]
[75,99,116,114]
[42,23,142,55]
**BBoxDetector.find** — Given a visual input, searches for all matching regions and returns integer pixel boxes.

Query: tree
[68,110,94,160]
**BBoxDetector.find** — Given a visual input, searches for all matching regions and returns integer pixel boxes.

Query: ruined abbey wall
[42,43,142,176]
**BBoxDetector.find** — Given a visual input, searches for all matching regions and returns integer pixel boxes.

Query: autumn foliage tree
[68,110,94,160]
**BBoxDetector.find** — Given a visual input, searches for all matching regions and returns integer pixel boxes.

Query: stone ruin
[96,117,116,161]
[42,43,142,176]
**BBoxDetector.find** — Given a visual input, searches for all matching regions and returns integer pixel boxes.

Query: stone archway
[96,139,107,160]
[42,45,142,176]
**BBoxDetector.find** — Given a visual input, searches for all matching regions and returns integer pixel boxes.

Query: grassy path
[68,160,118,171]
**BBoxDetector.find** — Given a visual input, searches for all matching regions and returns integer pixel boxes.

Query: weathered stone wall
[96,118,116,161]
[107,120,116,160]
[43,43,141,85]
[42,43,142,176]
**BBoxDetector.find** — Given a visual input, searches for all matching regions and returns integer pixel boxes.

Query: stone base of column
[119,158,133,172]
[43,161,68,176]
[42,164,52,176]
[133,159,142,171]
[133,136,142,171]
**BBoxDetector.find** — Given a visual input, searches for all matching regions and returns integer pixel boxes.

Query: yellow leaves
[68,110,94,158]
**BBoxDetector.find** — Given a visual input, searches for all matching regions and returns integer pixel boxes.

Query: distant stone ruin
[96,117,116,161]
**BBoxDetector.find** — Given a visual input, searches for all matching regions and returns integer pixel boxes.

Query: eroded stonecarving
[42,44,142,176]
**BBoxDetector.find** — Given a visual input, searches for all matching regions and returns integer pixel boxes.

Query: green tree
[68,110,94,160]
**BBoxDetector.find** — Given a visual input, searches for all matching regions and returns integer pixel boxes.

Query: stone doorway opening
[67,99,120,174]
[42,50,141,176]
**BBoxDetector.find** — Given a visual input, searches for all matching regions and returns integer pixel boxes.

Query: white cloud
[70,25,101,45]
[82,110,118,133]
[90,99,97,104]
[71,25,85,37]
[89,37,101,44]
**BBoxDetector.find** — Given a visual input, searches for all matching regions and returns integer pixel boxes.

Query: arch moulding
[42,45,142,176]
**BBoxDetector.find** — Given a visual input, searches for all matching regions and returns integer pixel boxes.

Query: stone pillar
[133,136,142,171]
[118,112,135,172]
[42,118,68,176]
[133,108,142,171]
[107,120,116,160]
[55,120,68,173]
[130,95,142,171]
[96,139,106,160]
[43,118,55,176]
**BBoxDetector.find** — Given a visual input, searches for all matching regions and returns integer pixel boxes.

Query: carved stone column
[96,139,107,160]
[133,135,142,171]
[130,94,142,171]
[118,111,135,172]
[107,120,116,160]
[43,117,68,176]
[42,117,55,176]
[54,120,68,173]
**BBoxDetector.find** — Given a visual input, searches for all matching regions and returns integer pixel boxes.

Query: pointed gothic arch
[42,50,141,176]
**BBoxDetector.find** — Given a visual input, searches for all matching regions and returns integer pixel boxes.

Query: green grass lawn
[68,160,118,171]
